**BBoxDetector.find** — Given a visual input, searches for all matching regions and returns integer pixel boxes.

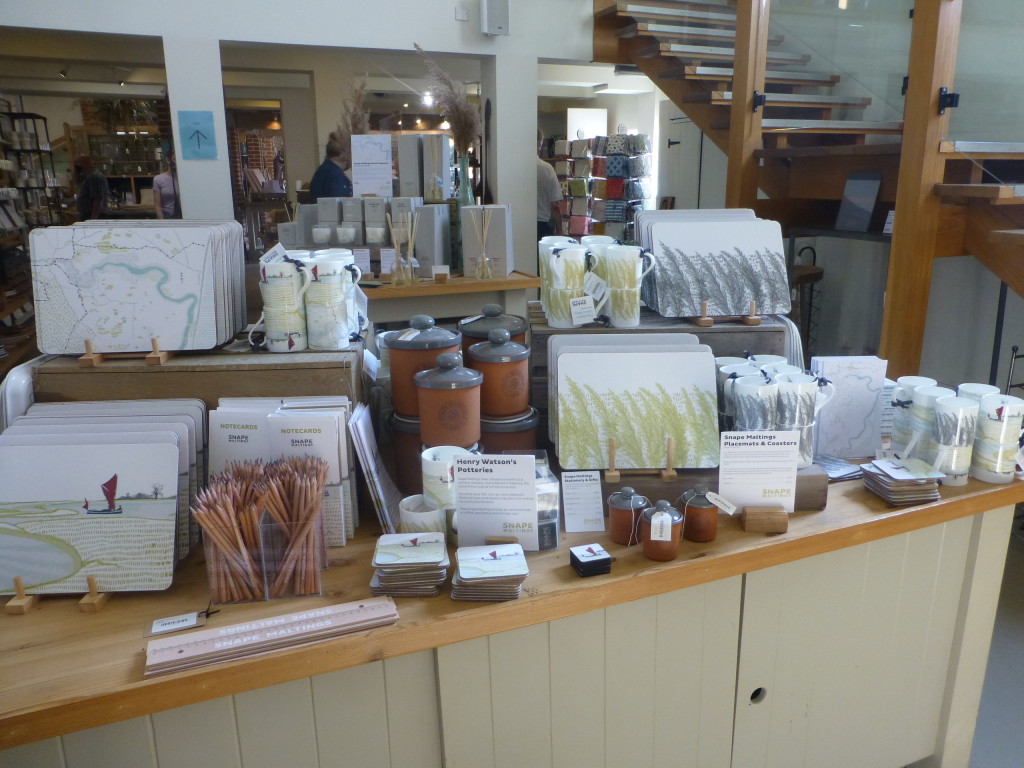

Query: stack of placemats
[30,220,245,354]
[0,398,205,595]
[451,543,529,602]
[633,209,791,319]
[548,333,719,470]
[370,532,449,597]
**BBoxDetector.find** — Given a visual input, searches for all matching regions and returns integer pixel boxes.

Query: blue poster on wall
[177,110,217,160]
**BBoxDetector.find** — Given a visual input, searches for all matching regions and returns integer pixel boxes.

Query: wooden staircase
[593,0,1024,376]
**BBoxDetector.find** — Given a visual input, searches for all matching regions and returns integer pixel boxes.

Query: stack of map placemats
[370,532,449,597]
[451,543,529,602]
[30,220,245,354]
[861,458,943,505]
[144,597,400,676]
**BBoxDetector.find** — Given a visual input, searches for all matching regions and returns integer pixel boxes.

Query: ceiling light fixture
[267,111,282,130]
[440,119,451,130]
[59,67,68,79]
[118,80,125,87]
[422,92,434,107]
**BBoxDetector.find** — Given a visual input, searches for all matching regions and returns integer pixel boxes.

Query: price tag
[363,348,379,382]
[433,265,451,278]
[704,491,738,516]
[149,611,204,637]
[583,271,608,306]
[260,243,289,264]
[353,248,372,273]
[883,210,895,235]
[379,248,397,274]
[651,510,672,541]
[569,295,596,325]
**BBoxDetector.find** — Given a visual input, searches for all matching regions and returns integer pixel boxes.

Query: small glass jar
[641,500,683,561]
[607,486,649,546]
[683,484,718,543]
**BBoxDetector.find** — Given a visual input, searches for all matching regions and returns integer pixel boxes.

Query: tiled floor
[970,516,1024,767]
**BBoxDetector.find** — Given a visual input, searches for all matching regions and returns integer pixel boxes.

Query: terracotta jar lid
[643,499,683,525]
[468,329,530,363]
[458,304,528,340]
[608,486,646,511]
[414,353,483,390]
[385,315,462,350]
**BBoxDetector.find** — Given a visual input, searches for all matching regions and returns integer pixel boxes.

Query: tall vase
[457,155,474,207]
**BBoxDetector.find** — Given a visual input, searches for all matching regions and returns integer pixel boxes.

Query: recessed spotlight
[118,80,125,87]
[403,103,409,109]
[59,68,68,79]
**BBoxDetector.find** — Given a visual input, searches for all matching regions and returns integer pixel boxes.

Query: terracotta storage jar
[480,407,540,453]
[607,486,649,546]
[390,413,423,495]
[415,353,483,449]
[682,484,718,543]
[640,500,683,561]
[385,315,461,417]
[458,304,528,357]
[467,329,531,418]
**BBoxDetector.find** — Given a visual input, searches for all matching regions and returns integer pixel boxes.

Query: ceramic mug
[976,393,1024,443]
[774,373,837,427]
[718,363,761,411]
[422,445,473,538]
[397,494,447,537]
[745,354,787,367]
[336,225,359,245]
[776,421,815,469]
[933,395,980,485]
[312,225,332,245]
[546,246,605,328]
[730,374,778,431]
[956,382,1001,403]
[538,236,577,313]
[903,385,955,462]
[580,235,618,247]
[260,260,311,352]
[760,362,803,380]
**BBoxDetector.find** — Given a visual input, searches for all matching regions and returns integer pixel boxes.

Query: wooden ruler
[145,596,399,676]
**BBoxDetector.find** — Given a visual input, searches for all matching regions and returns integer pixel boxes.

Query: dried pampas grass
[332,81,370,165]
[414,42,481,156]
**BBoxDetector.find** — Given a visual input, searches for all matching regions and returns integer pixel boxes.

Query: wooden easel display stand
[79,338,173,367]
[693,300,762,328]
[4,575,110,614]
[604,436,678,484]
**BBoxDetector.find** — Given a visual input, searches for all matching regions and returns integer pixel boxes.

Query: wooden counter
[2,475,1021,752]
[363,271,540,323]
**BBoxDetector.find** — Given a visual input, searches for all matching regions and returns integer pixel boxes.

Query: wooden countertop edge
[2,480,1022,749]
[364,272,540,299]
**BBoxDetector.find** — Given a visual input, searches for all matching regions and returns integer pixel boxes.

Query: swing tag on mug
[570,295,597,325]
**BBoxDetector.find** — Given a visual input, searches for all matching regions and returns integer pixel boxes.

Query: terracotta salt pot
[458,303,528,357]
[641,500,683,561]
[390,413,423,495]
[467,329,530,418]
[607,486,649,546]
[683,484,718,543]
[386,315,461,417]
[480,407,540,453]
[414,353,483,449]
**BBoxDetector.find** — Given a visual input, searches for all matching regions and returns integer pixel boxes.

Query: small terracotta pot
[467,329,530,418]
[386,315,461,417]
[415,353,482,448]
[641,500,683,561]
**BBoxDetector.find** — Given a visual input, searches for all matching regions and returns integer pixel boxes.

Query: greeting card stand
[692,300,762,328]
[4,577,38,615]
[79,576,110,613]
[79,338,173,367]
[604,436,678,484]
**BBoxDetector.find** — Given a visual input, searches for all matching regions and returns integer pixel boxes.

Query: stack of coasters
[569,543,611,577]
[451,543,529,602]
[370,532,449,597]
[860,458,943,506]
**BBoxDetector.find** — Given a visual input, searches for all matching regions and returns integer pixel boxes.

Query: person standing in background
[152,150,181,219]
[536,130,563,238]
[309,132,353,201]
[73,155,109,221]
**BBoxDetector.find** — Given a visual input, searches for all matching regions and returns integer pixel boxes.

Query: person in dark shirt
[308,132,352,200]
[73,155,109,220]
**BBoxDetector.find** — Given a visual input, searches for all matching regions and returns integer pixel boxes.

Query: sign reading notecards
[454,454,538,549]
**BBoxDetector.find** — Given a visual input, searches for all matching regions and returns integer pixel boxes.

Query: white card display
[561,471,606,533]
[453,454,540,550]
[351,134,394,198]
[718,430,800,513]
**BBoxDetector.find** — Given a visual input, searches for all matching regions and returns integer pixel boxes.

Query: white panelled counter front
[0,477,1020,768]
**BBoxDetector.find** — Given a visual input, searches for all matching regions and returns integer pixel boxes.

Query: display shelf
[362,271,540,323]
[1,475,1021,749]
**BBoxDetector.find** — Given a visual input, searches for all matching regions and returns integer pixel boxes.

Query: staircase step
[934,183,1024,204]
[939,140,1024,159]
[684,65,840,87]
[618,22,784,46]
[709,91,870,109]
[732,119,903,136]
[600,1,737,29]
[990,230,1024,245]
[659,42,810,66]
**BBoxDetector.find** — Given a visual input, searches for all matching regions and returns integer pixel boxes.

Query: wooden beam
[878,0,963,378]
[725,0,770,209]
[963,200,1024,299]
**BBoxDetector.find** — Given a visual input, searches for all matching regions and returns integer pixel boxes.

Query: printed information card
[561,471,605,532]
[454,454,539,549]
[718,431,800,513]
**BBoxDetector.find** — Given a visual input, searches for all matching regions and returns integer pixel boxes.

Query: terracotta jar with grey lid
[415,352,483,448]
[480,407,540,454]
[467,328,531,418]
[385,315,461,417]
[458,304,528,357]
